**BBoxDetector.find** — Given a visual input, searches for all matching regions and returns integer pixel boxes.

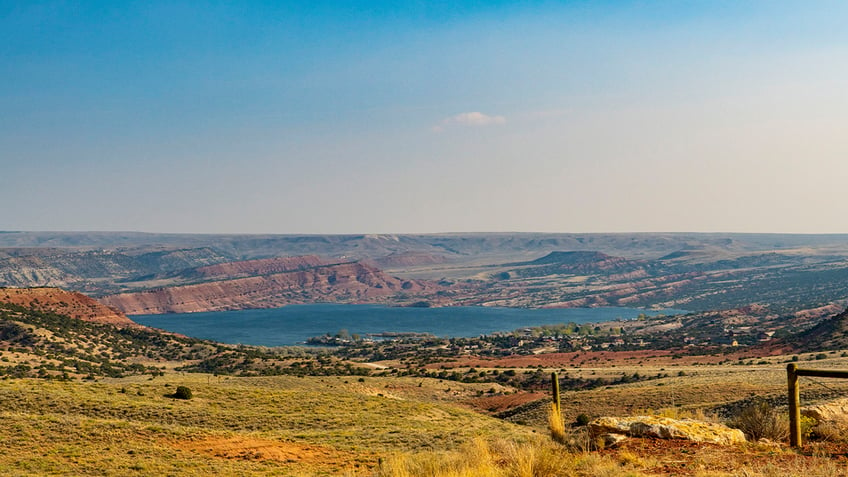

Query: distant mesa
[101,258,441,315]
[510,251,647,278]
[187,255,335,279]
[528,251,617,265]
[658,250,695,261]
[4,232,848,317]
[371,251,450,268]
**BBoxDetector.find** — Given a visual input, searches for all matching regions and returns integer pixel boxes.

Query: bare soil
[172,435,371,472]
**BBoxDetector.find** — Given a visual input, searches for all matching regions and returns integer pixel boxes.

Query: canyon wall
[101,261,438,314]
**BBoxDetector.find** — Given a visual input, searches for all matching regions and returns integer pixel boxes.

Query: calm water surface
[132,304,684,347]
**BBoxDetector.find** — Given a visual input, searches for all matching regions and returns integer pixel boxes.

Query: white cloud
[433,112,506,132]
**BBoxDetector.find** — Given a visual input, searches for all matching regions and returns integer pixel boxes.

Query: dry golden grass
[812,417,848,443]
[375,437,650,477]
[642,406,719,422]
[500,355,848,430]
[728,400,789,441]
[0,375,532,476]
[547,403,566,444]
[741,461,848,477]
[2,354,848,475]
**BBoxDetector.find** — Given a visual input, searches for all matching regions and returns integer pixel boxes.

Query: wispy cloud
[433,112,507,132]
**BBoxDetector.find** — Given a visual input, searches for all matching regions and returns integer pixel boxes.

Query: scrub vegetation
[3,297,848,475]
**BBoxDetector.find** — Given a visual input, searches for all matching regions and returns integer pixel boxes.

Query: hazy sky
[3,1,848,234]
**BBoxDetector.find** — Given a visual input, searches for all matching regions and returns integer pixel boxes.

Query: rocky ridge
[0,287,137,326]
[188,255,334,279]
[102,260,440,314]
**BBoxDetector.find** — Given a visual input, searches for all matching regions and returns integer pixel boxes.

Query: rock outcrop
[102,261,440,314]
[803,397,848,423]
[589,416,746,445]
[0,247,230,291]
[189,255,334,280]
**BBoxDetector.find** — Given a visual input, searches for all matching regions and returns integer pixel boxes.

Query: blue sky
[3,1,848,233]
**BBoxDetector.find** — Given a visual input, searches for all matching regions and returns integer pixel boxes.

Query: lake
[131,304,683,347]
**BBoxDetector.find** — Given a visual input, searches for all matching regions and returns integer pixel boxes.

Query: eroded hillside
[101,260,440,314]
[2,232,848,318]
[0,287,136,326]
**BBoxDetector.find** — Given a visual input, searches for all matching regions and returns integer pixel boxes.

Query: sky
[2,1,848,234]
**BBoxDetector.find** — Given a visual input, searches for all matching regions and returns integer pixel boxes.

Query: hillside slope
[101,260,440,314]
[0,287,136,326]
[188,255,333,279]
[0,289,325,380]
[510,251,648,279]
[0,301,205,379]
[0,247,231,293]
[788,307,848,351]
[5,232,848,315]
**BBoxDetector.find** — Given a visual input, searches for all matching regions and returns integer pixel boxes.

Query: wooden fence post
[551,371,561,415]
[784,365,848,448]
[787,363,801,448]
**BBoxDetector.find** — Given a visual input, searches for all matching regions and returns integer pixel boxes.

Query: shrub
[172,385,192,400]
[575,413,591,426]
[801,415,816,440]
[811,417,848,442]
[728,400,788,441]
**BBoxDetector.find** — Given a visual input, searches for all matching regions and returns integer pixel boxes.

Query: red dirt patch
[173,436,371,470]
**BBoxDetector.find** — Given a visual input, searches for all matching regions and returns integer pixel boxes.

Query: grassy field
[5,294,848,477]
[0,374,535,476]
[4,354,848,475]
[492,352,848,427]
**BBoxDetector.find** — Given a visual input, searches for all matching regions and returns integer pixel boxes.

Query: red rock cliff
[101,261,438,314]
[192,255,333,279]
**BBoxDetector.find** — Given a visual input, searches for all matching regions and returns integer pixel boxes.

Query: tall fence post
[551,371,561,415]
[787,363,801,448]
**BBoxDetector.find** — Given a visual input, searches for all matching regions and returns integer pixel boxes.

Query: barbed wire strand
[802,376,844,395]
